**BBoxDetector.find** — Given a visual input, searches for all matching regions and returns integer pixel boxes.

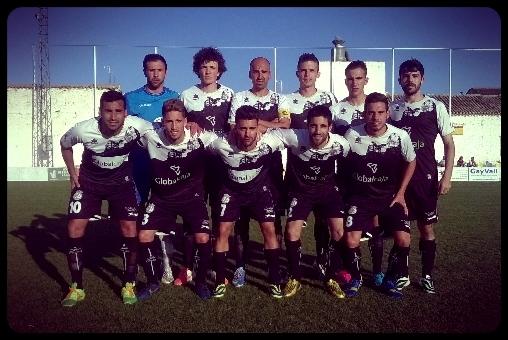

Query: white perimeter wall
[7,87,114,168]
[434,115,501,166]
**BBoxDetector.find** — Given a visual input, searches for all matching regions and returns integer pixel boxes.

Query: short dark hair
[193,47,227,80]
[235,105,259,123]
[364,92,389,112]
[143,54,167,71]
[399,58,424,77]
[100,90,125,108]
[345,60,367,75]
[306,105,332,126]
[297,53,319,70]
[162,99,187,118]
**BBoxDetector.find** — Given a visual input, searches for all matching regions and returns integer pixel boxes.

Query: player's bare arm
[390,159,416,215]
[439,134,455,195]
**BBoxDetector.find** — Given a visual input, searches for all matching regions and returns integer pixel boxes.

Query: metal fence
[39,45,500,116]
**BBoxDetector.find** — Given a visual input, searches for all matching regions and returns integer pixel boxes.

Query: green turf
[6,181,501,333]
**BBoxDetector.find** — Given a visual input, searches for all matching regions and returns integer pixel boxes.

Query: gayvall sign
[48,167,71,181]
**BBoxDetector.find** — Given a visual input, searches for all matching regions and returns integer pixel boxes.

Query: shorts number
[287,206,293,218]
[69,201,81,214]
[142,213,149,225]
[220,203,227,217]
[346,216,353,228]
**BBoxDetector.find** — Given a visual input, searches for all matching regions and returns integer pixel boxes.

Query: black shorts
[137,193,211,235]
[286,186,344,222]
[216,185,276,223]
[344,198,410,234]
[406,177,439,224]
[67,176,138,221]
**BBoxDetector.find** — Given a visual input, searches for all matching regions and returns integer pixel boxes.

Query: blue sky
[7,7,501,95]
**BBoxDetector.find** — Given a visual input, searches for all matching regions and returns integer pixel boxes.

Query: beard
[403,83,420,96]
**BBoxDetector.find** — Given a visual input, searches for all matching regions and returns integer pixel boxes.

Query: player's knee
[418,223,435,239]
[138,230,155,243]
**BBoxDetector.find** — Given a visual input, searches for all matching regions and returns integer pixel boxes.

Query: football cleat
[232,266,246,288]
[212,283,227,298]
[327,278,346,299]
[283,278,302,297]
[161,267,174,285]
[382,279,403,299]
[121,282,137,305]
[344,279,363,298]
[61,283,85,307]
[195,282,212,300]
[396,276,410,290]
[372,272,385,287]
[419,275,436,294]
[269,284,283,299]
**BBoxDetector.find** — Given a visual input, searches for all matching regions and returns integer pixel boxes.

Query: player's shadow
[10,214,127,295]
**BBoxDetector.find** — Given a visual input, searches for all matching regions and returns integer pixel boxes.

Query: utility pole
[32,7,53,167]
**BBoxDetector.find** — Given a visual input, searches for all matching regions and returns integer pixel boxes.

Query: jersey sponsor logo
[353,172,389,183]
[302,173,322,182]
[139,103,152,107]
[206,116,216,127]
[91,156,125,169]
[229,167,262,183]
[366,163,378,173]
[73,190,83,201]
[412,140,425,150]
[170,165,181,175]
[310,166,321,174]
[154,173,191,185]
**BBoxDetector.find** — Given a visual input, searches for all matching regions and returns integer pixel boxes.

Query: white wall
[7,86,116,168]
[434,115,501,166]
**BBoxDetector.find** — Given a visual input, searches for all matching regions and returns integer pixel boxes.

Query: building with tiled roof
[391,91,500,117]
[390,91,501,167]
[465,88,501,96]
